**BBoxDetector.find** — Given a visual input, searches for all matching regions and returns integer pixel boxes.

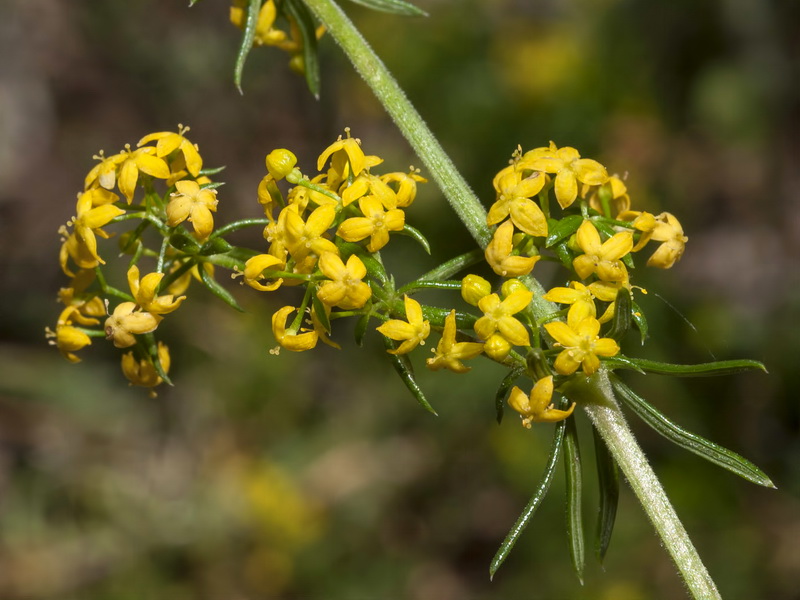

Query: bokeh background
[1,0,798,598]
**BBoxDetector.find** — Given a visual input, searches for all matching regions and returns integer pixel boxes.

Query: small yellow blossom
[121,342,171,395]
[85,150,127,191]
[572,220,633,282]
[104,302,161,348]
[59,230,100,276]
[71,189,126,264]
[167,180,219,239]
[426,310,483,373]
[317,131,367,180]
[488,166,548,237]
[116,145,171,203]
[589,175,631,218]
[341,173,398,209]
[316,252,372,310]
[46,306,94,363]
[376,295,431,355]
[544,311,619,376]
[127,265,186,314]
[241,254,284,292]
[508,376,576,427]
[138,126,203,177]
[461,274,492,306]
[284,204,338,261]
[646,212,688,269]
[521,142,608,209]
[336,196,405,253]
[474,290,532,348]
[265,148,298,181]
[485,220,540,277]
[544,281,597,319]
[381,169,426,208]
[272,306,318,352]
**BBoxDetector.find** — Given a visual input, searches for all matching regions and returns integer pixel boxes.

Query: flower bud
[265,149,298,181]
[483,333,512,361]
[461,274,491,306]
[501,278,526,299]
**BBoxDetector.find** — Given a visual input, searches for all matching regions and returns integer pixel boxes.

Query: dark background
[1,0,798,598]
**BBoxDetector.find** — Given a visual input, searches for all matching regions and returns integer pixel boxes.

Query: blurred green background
[1,0,798,598]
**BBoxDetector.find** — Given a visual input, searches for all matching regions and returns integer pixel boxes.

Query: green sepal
[564,415,585,585]
[199,181,226,191]
[284,0,321,98]
[605,356,767,377]
[169,233,201,255]
[399,224,431,254]
[420,306,477,330]
[384,337,437,416]
[344,0,427,17]
[495,367,524,424]
[631,299,648,343]
[354,313,370,347]
[310,290,331,334]
[198,261,244,312]
[606,288,632,342]
[490,413,567,579]
[611,376,775,488]
[200,237,234,256]
[198,165,226,176]
[592,426,619,564]
[545,215,583,248]
[234,0,261,93]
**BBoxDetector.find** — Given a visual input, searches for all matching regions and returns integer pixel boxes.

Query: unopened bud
[265,149,298,181]
[461,274,491,306]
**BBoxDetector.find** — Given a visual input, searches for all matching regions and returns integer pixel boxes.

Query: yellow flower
[167,180,219,239]
[376,295,431,355]
[116,145,171,203]
[572,220,633,283]
[521,142,608,209]
[71,189,126,264]
[543,281,597,319]
[485,220,540,277]
[284,204,338,261]
[336,196,405,253]
[508,376,576,427]
[127,265,186,314]
[341,173,398,209]
[544,311,619,376]
[121,342,171,395]
[474,289,532,348]
[488,166,548,237]
[241,254,284,292]
[59,230,100,276]
[85,150,127,191]
[272,306,318,352]
[138,126,203,177]
[589,174,631,218]
[104,302,161,348]
[46,306,94,363]
[426,310,483,373]
[265,148,298,181]
[230,0,287,46]
[317,131,367,180]
[316,252,372,310]
[646,212,688,269]
[381,169,426,208]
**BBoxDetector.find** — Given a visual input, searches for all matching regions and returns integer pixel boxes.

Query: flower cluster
[48,125,221,395]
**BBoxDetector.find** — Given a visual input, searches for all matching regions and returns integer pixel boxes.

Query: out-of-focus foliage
[0,0,797,598]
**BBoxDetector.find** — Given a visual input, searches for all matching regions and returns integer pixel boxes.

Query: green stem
[565,371,721,600]
[302,0,491,248]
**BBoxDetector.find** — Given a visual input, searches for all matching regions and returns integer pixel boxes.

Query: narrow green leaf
[200,237,234,256]
[310,291,331,334]
[284,0,321,98]
[344,0,427,17]
[606,288,632,342]
[198,165,226,176]
[234,0,261,94]
[564,416,585,584]
[354,313,370,346]
[419,306,477,330]
[553,240,574,270]
[399,224,431,254]
[384,337,437,416]
[490,417,567,579]
[602,354,646,374]
[611,377,775,488]
[495,368,524,424]
[417,249,483,282]
[608,357,767,377]
[592,426,619,563]
[631,299,648,343]
[199,181,226,190]
[545,215,583,248]
[199,262,245,311]
[169,232,200,255]
[141,333,173,386]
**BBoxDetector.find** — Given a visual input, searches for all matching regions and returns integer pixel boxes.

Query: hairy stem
[302,0,491,248]
[567,372,721,600]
